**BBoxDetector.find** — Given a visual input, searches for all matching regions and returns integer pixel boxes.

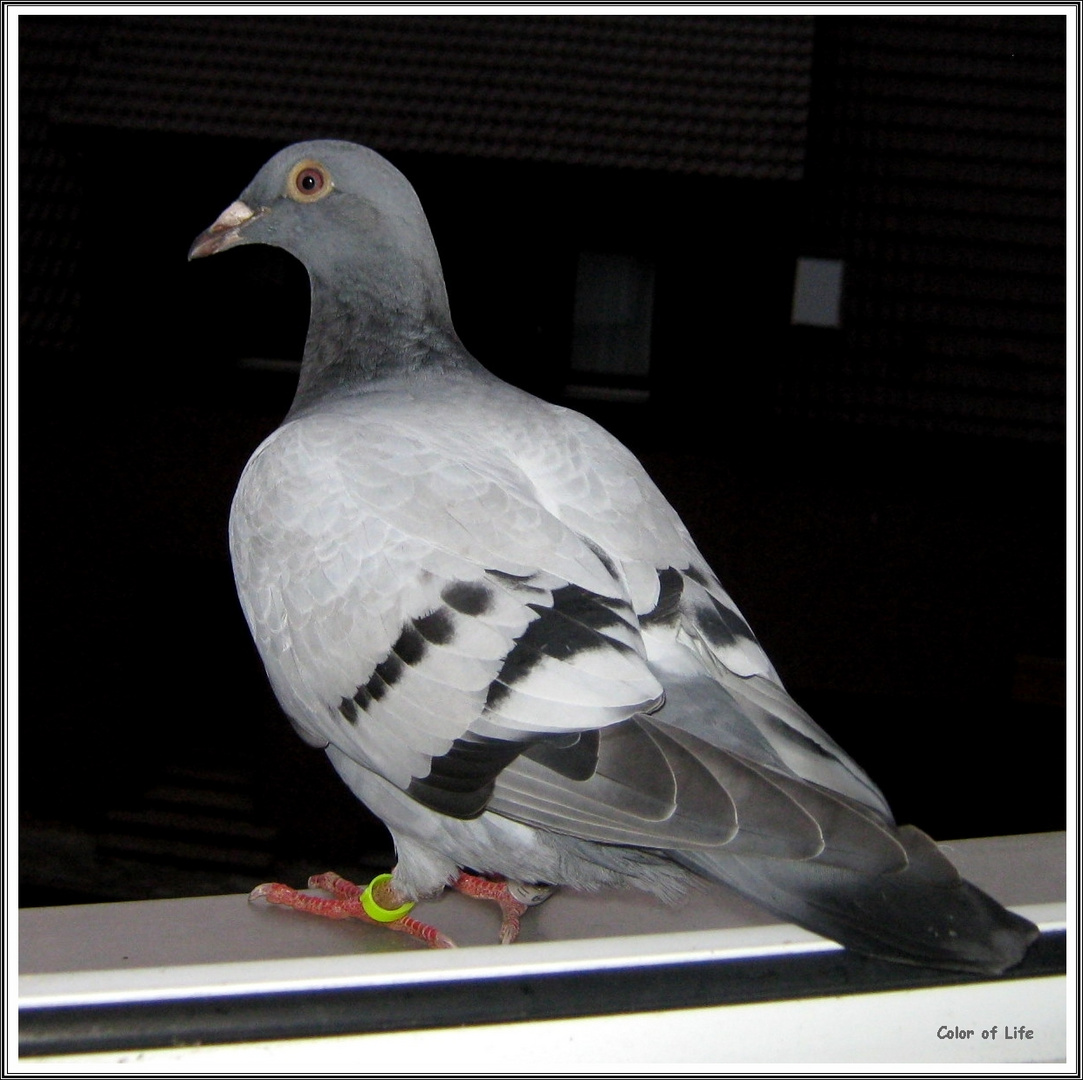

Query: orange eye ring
[287,159,333,203]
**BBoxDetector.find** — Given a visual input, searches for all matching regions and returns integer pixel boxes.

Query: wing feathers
[491,720,736,847]
[235,401,903,883]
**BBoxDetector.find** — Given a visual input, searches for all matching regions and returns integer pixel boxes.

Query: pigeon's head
[189,140,445,297]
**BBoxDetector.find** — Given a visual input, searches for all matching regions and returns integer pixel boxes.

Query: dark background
[18,14,1068,906]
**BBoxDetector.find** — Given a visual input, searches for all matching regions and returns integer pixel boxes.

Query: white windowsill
[17,832,1069,1068]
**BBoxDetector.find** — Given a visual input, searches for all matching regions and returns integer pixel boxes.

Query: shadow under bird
[189,140,1038,972]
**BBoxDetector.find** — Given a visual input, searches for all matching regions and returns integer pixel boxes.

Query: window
[791,256,844,328]
[567,252,655,401]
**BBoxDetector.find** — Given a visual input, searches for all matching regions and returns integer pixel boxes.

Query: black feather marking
[392,624,427,666]
[522,729,600,781]
[643,567,684,625]
[486,569,534,585]
[338,696,360,723]
[583,538,621,581]
[363,670,388,702]
[355,626,428,712]
[485,679,513,710]
[374,653,405,688]
[441,581,494,616]
[684,565,712,588]
[546,584,633,634]
[414,608,455,645]
[486,584,637,708]
[407,735,525,818]
[486,569,550,599]
[694,596,755,648]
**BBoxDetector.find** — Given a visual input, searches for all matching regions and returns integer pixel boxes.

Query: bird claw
[248,874,455,948]
[249,869,551,947]
[451,871,555,944]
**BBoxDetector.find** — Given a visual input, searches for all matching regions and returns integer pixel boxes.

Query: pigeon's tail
[676,824,1039,975]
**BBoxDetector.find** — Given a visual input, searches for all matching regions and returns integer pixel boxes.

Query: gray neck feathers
[286,263,471,416]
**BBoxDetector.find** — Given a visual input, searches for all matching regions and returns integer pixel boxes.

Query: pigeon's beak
[188,200,266,260]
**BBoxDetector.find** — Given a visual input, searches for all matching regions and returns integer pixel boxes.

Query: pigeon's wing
[230,400,665,811]
[507,405,893,811]
[487,577,905,872]
[231,392,892,866]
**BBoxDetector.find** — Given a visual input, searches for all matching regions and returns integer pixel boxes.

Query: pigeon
[189,140,1038,973]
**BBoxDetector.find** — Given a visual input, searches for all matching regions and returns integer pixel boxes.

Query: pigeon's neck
[287,269,471,415]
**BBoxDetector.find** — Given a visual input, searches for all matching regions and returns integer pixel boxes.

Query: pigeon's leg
[249,871,454,948]
[451,871,556,944]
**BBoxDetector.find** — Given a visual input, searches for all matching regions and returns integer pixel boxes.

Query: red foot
[451,871,555,944]
[249,873,454,948]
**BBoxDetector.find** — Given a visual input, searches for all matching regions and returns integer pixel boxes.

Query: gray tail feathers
[677,824,1039,975]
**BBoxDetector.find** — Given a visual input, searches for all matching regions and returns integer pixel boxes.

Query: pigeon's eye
[287,160,332,203]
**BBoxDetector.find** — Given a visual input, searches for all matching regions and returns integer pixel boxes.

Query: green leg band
[360,873,416,922]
